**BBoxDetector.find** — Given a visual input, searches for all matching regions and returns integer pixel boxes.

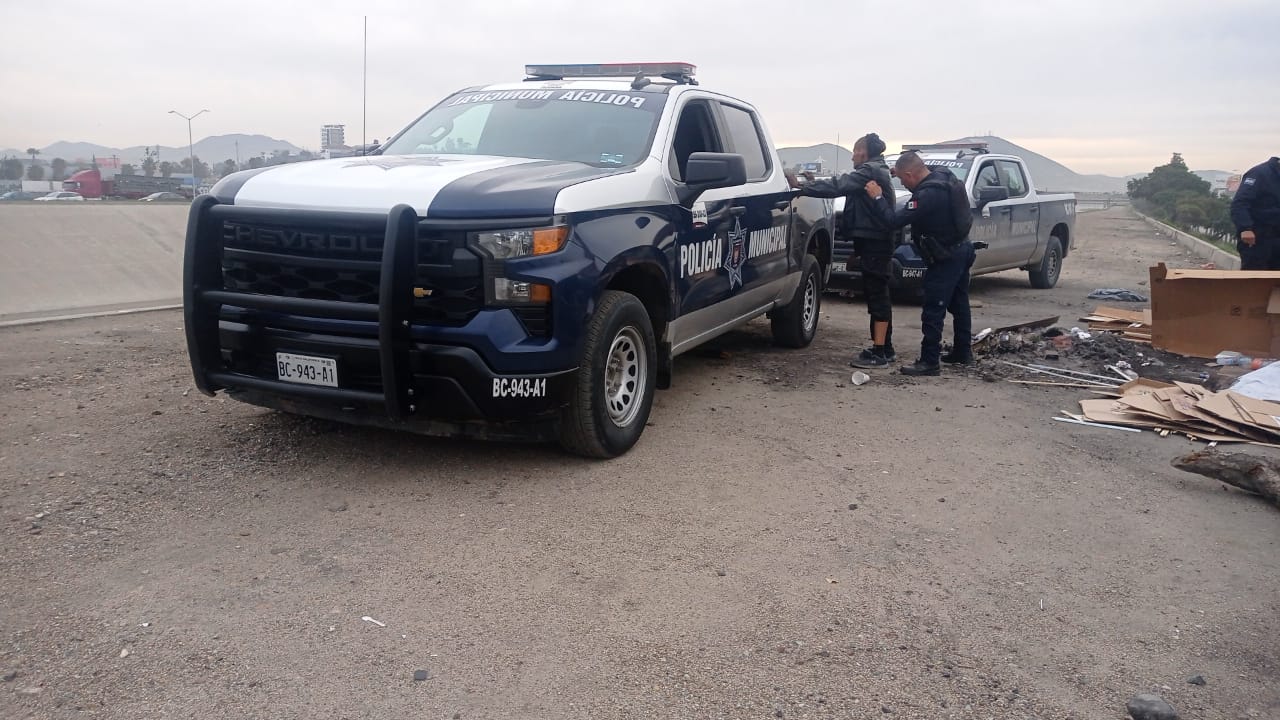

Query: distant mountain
[2,134,305,166]
[938,136,1128,193]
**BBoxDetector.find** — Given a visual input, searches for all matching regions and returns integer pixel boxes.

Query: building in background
[321,125,347,151]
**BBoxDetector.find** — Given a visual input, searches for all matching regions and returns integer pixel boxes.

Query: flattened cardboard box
[1150,263,1280,359]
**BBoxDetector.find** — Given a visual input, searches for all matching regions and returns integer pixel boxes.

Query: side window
[997,160,1028,197]
[668,100,723,181]
[973,162,1001,199]
[718,103,770,181]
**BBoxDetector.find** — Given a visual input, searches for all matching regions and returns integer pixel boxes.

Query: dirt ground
[2,207,1277,719]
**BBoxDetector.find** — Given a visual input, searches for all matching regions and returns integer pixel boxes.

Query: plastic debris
[361,616,387,628]
[850,371,870,386]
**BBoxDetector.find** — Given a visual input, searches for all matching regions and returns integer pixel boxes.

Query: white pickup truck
[828,144,1077,292]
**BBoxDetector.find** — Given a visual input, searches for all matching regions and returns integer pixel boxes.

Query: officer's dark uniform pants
[860,251,894,349]
[1238,234,1280,270]
[919,240,976,364]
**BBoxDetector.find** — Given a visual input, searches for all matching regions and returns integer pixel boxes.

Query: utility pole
[168,108,210,192]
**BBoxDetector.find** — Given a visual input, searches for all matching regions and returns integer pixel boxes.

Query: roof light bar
[524,62,696,79]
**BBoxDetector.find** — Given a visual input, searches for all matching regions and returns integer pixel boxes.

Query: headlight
[473,226,568,259]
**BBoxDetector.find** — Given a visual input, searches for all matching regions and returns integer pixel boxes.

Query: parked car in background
[0,190,44,201]
[33,191,86,202]
[139,192,188,202]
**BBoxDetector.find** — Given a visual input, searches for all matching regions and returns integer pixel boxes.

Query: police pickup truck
[828,144,1076,292]
[183,63,835,458]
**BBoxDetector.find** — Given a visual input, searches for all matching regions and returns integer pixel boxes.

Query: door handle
[729,206,747,217]
[773,200,791,210]
[1028,206,1039,213]
[998,207,1012,214]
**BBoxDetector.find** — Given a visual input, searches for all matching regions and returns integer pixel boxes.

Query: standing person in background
[1231,156,1280,270]
[787,133,897,368]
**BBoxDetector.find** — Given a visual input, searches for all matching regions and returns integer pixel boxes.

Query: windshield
[887,155,973,194]
[380,89,667,167]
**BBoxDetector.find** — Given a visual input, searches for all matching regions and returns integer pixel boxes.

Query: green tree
[25,147,40,163]
[247,156,264,170]
[0,157,22,180]
[50,157,67,180]
[159,161,174,177]
[120,163,137,176]
[220,159,237,177]
[27,164,45,181]
[1128,153,1227,238]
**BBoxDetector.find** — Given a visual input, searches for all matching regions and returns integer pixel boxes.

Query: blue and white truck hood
[210,154,630,218]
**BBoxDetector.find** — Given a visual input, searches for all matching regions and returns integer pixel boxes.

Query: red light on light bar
[524,62,696,78]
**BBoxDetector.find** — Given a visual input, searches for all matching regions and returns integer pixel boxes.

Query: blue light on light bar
[524,62,696,79]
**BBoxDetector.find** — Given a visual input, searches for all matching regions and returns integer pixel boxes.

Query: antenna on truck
[362,16,367,156]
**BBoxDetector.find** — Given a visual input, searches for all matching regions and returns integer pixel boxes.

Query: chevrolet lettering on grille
[223,223,383,255]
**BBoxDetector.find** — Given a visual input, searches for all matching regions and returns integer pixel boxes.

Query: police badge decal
[723,218,748,290]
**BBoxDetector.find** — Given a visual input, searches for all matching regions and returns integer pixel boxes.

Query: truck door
[667,98,736,322]
[713,102,794,303]
[967,159,1012,268]
[996,159,1040,267]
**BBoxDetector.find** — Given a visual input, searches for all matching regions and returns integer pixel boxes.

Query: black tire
[558,290,657,458]
[771,254,822,348]
[1029,236,1063,289]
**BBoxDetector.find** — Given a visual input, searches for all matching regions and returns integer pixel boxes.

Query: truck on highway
[63,168,187,200]
[827,144,1076,293]
[183,62,836,457]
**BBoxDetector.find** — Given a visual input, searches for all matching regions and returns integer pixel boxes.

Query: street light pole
[168,108,209,194]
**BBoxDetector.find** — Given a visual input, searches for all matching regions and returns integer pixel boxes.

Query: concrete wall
[1134,210,1241,270]
[0,202,189,322]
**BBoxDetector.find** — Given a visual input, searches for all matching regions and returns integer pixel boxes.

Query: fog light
[494,278,551,304]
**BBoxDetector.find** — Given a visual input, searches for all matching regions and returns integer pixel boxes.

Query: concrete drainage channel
[0,203,189,324]
[1133,209,1241,270]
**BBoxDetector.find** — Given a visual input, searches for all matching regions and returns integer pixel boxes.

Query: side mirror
[976,185,1009,209]
[680,152,748,204]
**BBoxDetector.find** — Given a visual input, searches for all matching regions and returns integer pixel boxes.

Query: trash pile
[1081,306,1152,345]
[971,310,1203,386]
[1058,377,1280,446]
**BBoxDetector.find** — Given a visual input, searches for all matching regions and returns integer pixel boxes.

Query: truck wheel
[771,254,821,348]
[558,290,657,458]
[1029,236,1063,289]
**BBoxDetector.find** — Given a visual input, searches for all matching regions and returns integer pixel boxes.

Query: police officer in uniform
[863,152,975,376]
[787,133,897,367]
[1231,156,1280,270]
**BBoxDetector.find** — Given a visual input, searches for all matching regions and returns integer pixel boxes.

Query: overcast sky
[2,0,1276,176]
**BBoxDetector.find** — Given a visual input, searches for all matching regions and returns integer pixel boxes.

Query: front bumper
[826,242,927,292]
[183,197,578,440]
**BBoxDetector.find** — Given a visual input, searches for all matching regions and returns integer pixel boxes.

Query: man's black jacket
[867,167,967,245]
[796,157,896,253]
[1231,157,1280,238]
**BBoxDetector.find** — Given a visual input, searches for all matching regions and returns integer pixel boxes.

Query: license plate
[276,352,338,387]
[830,262,846,273]
[901,267,925,279]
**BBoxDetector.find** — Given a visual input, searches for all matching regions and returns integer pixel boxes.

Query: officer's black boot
[900,359,941,376]
[941,350,974,365]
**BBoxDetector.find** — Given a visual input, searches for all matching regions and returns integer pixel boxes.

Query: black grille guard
[185,199,555,425]
[184,198,419,420]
